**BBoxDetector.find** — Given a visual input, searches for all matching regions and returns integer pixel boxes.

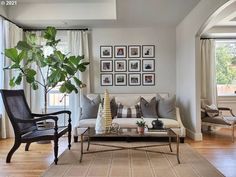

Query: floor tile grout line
[107,150,113,177]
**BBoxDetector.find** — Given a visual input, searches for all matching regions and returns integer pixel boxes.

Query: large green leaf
[15,74,22,85]
[73,77,82,87]
[16,41,32,51]
[25,68,37,77]
[10,63,21,69]
[43,26,56,41]
[26,75,35,83]
[18,50,27,63]
[54,50,65,61]
[26,33,36,45]
[5,48,18,62]
[63,65,75,75]
[59,84,66,93]
[32,82,38,90]
[10,77,15,87]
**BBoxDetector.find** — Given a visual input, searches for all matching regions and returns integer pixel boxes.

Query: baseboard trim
[186,128,202,141]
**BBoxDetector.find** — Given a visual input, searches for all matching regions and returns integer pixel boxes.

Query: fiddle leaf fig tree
[4,26,89,113]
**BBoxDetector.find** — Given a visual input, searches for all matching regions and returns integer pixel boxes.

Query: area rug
[41,142,224,177]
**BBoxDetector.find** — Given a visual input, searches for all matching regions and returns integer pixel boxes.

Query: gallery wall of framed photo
[100,45,156,86]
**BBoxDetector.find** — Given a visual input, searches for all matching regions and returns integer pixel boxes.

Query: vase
[137,126,145,134]
[95,103,106,134]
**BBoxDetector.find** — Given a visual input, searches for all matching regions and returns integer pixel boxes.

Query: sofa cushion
[143,118,180,129]
[112,118,142,128]
[79,119,97,127]
[156,94,176,119]
[117,104,141,118]
[80,94,101,120]
[115,96,140,107]
[140,97,158,118]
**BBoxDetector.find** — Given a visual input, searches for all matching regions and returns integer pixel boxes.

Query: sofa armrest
[73,107,83,137]
[176,107,186,137]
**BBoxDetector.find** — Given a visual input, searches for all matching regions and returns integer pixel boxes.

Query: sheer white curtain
[0,18,23,138]
[24,31,44,114]
[67,30,90,129]
[201,39,217,105]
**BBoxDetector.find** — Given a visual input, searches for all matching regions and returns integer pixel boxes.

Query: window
[215,40,236,96]
[42,31,70,107]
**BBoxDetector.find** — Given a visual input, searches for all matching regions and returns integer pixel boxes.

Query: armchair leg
[54,138,58,165]
[232,124,235,142]
[6,141,21,163]
[74,136,78,142]
[25,143,31,151]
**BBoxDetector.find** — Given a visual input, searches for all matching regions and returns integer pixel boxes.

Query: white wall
[90,27,176,95]
[176,0,229,140]
[0,6,7,17]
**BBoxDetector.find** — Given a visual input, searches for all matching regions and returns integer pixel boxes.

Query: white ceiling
[7,0,200,28]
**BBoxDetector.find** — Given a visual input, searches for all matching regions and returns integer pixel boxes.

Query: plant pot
[137,126,145,134]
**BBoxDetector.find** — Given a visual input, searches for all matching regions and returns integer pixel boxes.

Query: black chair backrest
[0,89,37,135]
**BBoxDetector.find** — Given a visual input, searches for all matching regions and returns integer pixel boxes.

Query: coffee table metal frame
[79,127,180,164]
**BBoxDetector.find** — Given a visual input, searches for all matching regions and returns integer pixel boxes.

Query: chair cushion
[202,116,230,125]
[117,103,141,118]
[156,94,176,119]
[81,94,101,120]
[140,97,158,118]
[204,104,219,117]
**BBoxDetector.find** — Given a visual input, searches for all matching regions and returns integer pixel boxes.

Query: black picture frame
[128,45,141,58]
[114,73,127,86]
[100,46,113,58]
[142,59,155,72]
[100,60,113,72]
[114,45,127,58]
[142,45,155,58]
[128,59,141,72]
[142,73,155,86]
[114,60,127,72]
[101,74,113,86]
[128,73,141,86]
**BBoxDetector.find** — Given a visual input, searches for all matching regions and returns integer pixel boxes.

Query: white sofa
[74,93,186,142]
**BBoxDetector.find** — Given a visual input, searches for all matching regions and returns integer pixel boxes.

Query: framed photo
[142,45,155,58]
[128,45,141,58]
[142,59,155,72]
[100,60,113,72]
[114,46,127,58]
[114,74,127,86]
[128,73,141,86]
[128,59,141,72]
[142,73,155,86]
[101,74,113,86]
[114,60,127,72]
[100,46,113,58]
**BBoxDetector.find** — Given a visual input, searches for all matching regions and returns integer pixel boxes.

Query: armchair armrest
[32,110,71,117]
[15,116,58,123]
[218,107,231,111]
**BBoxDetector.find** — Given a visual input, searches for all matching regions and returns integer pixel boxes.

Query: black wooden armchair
[0,89,71,164]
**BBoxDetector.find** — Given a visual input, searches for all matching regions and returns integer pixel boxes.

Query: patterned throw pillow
[205,104,219,117]
[117,103,141,118]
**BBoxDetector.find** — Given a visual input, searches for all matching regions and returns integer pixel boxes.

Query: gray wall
[90,27,176,95]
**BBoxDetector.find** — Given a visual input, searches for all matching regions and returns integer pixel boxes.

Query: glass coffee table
[78,127,180,164]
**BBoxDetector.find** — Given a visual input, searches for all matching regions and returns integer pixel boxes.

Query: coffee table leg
[87,128,90,151]
[176,134,180,164]
[80,134,83,163]
[169,135,173,152]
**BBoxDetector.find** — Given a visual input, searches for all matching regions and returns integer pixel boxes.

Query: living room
[0,0,236,177]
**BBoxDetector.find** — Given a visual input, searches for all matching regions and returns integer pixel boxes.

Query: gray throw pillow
[80,95,101,120]
[140,97,158,118]
[156,95,176,119]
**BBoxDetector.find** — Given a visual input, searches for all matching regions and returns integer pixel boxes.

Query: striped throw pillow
[117,103,141,118]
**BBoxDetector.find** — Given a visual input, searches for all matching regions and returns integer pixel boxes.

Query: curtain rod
[201,37,236,40]
[24,28,89,31]
[0,15,23,29]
